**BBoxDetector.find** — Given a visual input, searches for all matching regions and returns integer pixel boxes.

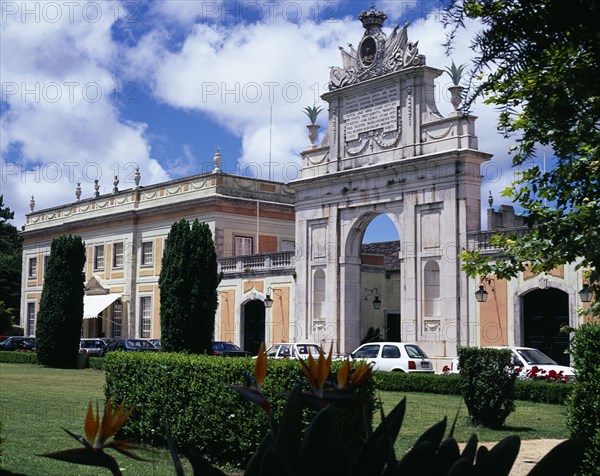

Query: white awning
[83,294,121,319]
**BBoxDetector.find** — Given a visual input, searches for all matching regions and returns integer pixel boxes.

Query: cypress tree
[159,219,220,353]
[36,235,86,368]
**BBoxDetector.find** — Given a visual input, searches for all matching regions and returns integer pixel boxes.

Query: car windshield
[515,348,557,365]
[354,344,380,359]
[82,340,103,348]
[296,344,321,356]
[222,343,241,351]
[129,340,153,348]
[405,344,428,359]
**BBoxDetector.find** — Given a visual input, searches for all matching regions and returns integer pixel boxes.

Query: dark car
[212,341,251,357]
[105,339,159,352]
[0,336,36,351]
[79,338,107,356]
[148,339,161,350]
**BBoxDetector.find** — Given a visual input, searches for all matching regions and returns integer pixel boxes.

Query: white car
[449,346,575,381]
[350,342,434,373]
[264,342,323,359]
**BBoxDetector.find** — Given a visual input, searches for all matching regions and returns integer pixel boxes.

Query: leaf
[413,417,447,450]
[526,438,585,476]
[184,448,228,476]
[40,448,122,476]
[274,385,303,464]
[475,436,520,476]
[461,434,478,463]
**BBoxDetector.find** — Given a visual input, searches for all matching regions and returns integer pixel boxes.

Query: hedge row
[103,352,376,468]
[0,351,38,364]
[373,371,571,404]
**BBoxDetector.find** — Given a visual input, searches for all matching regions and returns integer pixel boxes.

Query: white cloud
[1,1,168,227]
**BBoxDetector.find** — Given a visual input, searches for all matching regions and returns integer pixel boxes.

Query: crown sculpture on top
[329,4,424,90]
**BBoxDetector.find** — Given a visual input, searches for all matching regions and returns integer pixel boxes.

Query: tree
[0,195,22,325]
[159,219,220,354]
[445,0,600,313]
[0,300,14,334]
[36,235,86,368]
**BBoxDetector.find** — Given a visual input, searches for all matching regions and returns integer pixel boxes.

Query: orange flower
[301,343,332,397]
[42,398,150,476]
[254,342,267,391]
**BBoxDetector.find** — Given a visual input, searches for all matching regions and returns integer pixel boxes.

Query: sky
[0,0,543,242]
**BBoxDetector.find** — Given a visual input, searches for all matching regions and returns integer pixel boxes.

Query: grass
[0,363,569,475]
[376,390,569,456]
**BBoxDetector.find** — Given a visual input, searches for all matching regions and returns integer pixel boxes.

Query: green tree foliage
[445,1,600,312]
[36,235,86,368]
[457,347,516,428]
[0,195,22,325]
[567,323,600,476]
[159,219,220,354]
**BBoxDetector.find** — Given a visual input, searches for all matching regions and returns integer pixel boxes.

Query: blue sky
[1,1,539,241]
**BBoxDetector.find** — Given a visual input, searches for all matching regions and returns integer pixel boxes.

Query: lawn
[0,363,569,475]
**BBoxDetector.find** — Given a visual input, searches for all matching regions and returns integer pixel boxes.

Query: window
[28,257,37,279]
[111,300,122,338]
[113,242,124,268]
[43,255,49,277]
[94,245,105,270]
[281,240,296,252]
[235,236,253,256]
[382,345,401,359]
[140,296,152,338]
[27,302,36,335]
[141,241,153,266]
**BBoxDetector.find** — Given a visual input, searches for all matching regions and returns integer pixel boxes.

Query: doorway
[243,300,265,355]
[522,288,569,366]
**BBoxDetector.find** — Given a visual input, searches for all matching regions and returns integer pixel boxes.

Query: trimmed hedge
[0,351,38,364]
[88,356,105,370]
[567,323,600,476]
[373,371,571,404]
[103,352,375,468]
[374,372,461,395]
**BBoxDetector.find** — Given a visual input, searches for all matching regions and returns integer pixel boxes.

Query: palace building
[19,6,592,369]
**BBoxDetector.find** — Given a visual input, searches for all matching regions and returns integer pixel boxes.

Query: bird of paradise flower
[41,398,152,475]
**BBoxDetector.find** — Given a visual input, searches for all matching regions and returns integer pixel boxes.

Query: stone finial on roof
[94,179,100,198]
[29,195,35,212]
[75,182,82,201]
[488,190,494,208]
[113,175,119,194]
[213,147,222,173]
[134,167,141,188]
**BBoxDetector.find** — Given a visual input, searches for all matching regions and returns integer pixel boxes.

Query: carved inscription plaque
[344,85,400,141]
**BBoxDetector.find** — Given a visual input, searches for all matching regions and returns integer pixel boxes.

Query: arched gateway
[290,6,492,356]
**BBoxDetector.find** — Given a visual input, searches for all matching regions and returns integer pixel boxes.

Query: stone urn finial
[75,182,82,201]
[94,179,100,198]
[213,146,222,173]
[134,167,141,188]
[304,105,323,147]
[29,195,35,212]
[445,60,466,111]
[113,175,119,194]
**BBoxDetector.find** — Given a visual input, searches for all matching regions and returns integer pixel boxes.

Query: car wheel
[392,369,405,372]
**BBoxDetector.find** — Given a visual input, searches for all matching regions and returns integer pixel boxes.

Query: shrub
[458,346,517,428]
[103,352,375,468]
[88,356,105,370]
[514,378,572,404]
[567,322,600,476]
[0,351,38,364]
[374,371,461,395]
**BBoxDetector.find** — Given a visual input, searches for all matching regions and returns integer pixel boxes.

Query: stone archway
[290,6,491,356]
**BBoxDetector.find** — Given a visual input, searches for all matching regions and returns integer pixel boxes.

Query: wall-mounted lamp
[364,288,382,310]
[475,278,494,303]
[579,282,593,303]
[264,287,274,309]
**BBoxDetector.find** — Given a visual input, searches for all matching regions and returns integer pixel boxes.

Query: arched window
[313,269,326,320]
[424,260,440,317]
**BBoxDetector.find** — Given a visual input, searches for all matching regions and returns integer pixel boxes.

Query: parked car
[79,338,107,356]
[350,342,434,373]
[449,346,576,381]
[105,339,159,352]
[212,341,251,357]
[0,336,36,352]
[264,342,324,359]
